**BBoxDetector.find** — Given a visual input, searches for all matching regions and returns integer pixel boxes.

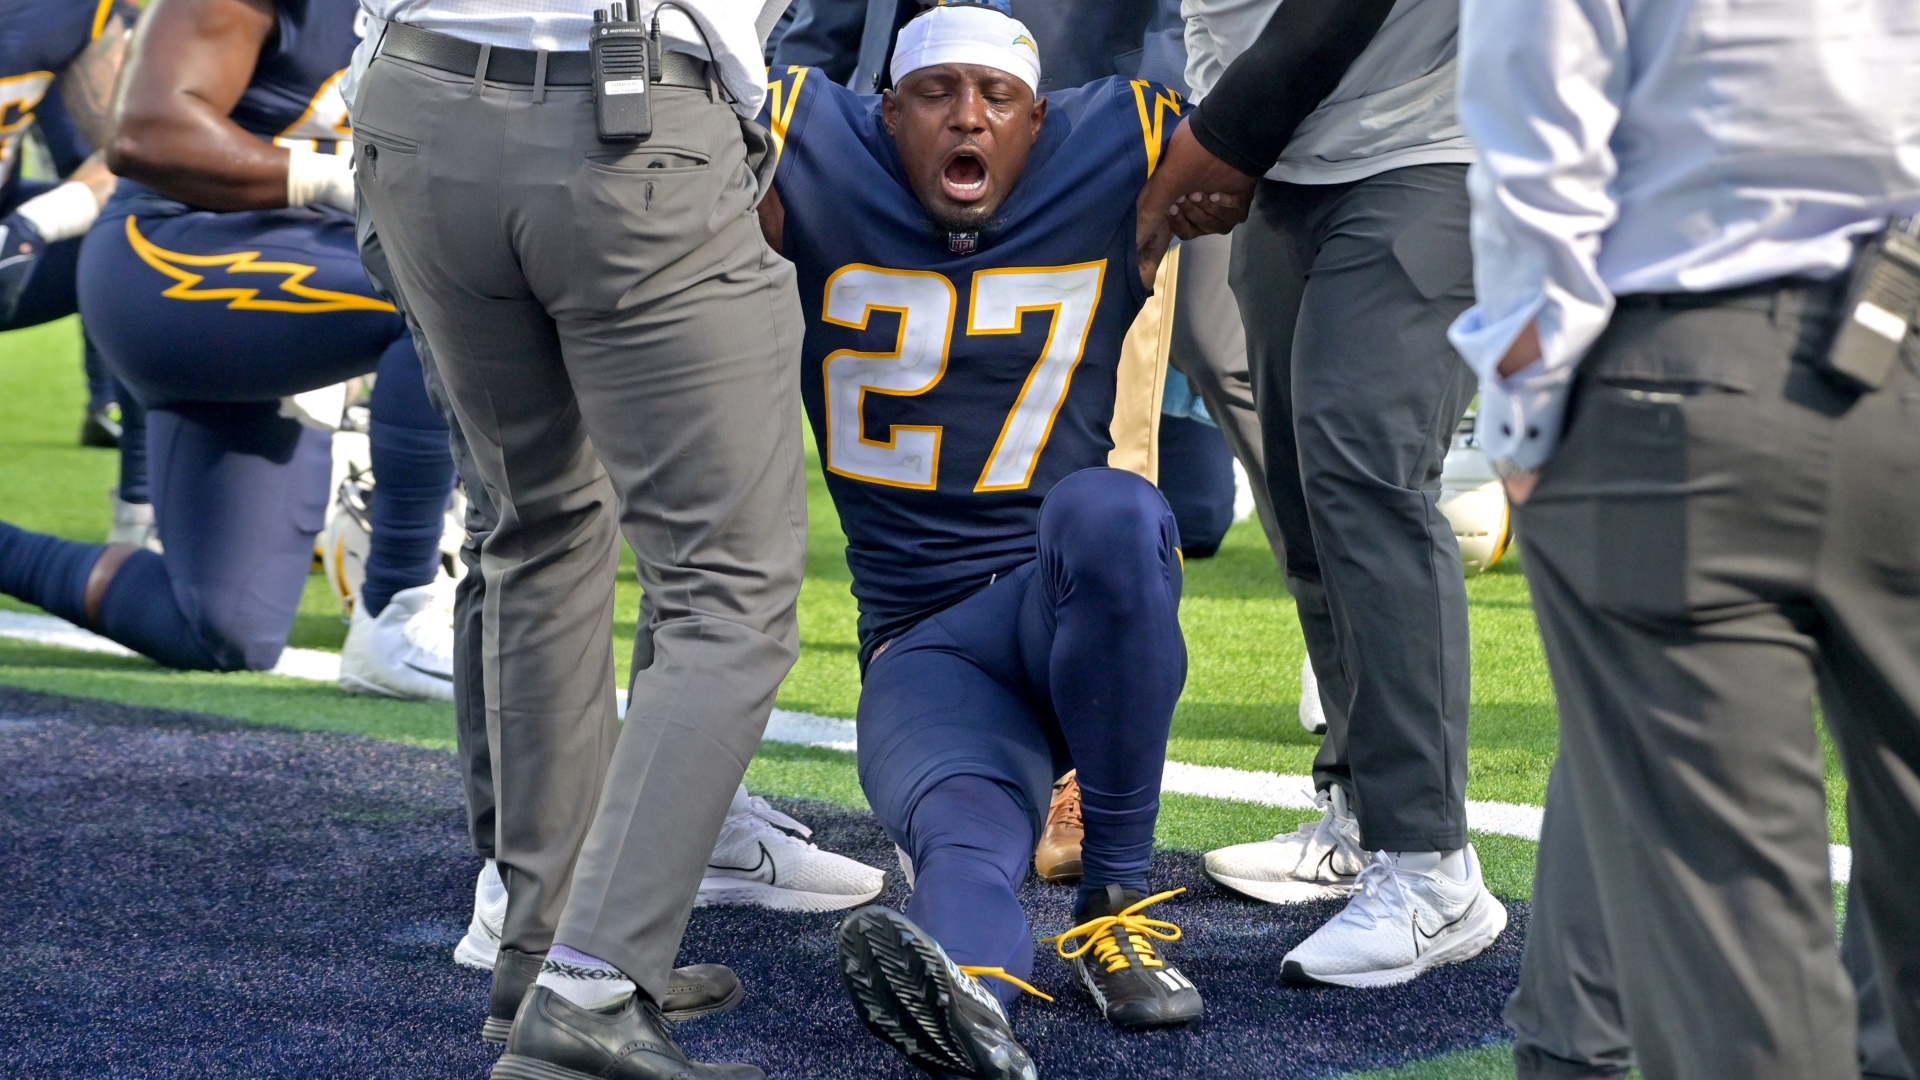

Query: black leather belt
[378,21,711,89]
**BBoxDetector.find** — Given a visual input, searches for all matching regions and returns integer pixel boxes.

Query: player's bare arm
[61,10,133,152]
[1133,120,1254,287]
[108,0,288,210]
[756,183,786,257]
[1134,0,1398,286]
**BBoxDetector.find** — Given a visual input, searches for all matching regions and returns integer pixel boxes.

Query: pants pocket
[1525,384,1695,620]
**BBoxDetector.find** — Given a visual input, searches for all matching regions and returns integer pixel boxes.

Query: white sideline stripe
[0,611,342,681]
[747,710,1854,885]
[4,611,1854,883]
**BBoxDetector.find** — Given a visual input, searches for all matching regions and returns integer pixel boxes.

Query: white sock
[478,859,505,906]
[536,944,635,1010]
[1389,848,1469,881]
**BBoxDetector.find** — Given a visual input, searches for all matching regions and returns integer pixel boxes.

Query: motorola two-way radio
[590,0,657,141]
[1820,215,1920,393]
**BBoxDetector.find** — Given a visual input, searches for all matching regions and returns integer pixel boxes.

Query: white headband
[889,6,1042,96]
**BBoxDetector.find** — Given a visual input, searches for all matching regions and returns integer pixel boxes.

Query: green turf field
[0,316,1842,1079]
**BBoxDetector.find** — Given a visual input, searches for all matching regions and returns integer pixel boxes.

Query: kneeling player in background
[0,0,156,540]
[0,0,455,695]
[761,5,1199,1074]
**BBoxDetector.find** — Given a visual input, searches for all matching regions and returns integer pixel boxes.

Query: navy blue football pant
[857,468,1186,1006]
[0,200,450,671]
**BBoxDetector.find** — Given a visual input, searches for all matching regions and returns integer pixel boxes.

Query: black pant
[1230,164,1477,852]
[1510,283,1920,1080]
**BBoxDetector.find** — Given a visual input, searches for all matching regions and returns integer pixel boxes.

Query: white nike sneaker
[1280,844,1507,988]
[338,579,455,702]
[1299,655,1328,735]
[107,486,162,552]
[1204,784,1368,903]
[453,859,506,970]
[697,786,886,912]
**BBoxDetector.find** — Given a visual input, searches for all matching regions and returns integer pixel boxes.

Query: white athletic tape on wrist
[15,180,101,243]
[285,147,356,214]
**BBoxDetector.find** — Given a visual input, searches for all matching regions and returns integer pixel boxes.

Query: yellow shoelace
[958,965,1055,1002]
[1047,887,1187,974]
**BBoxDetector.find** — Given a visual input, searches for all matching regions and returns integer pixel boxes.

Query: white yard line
[3,610,1854,882]
[0,610,343,681]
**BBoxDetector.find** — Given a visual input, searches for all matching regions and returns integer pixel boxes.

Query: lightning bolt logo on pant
[123,216,395,314]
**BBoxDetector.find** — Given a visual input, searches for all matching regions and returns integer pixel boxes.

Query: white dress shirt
[355,0,789,118]
[1180,0,1473,184]
[1448,0,1920,473]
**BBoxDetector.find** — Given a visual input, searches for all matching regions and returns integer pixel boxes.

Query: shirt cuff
[1475,359,1573,474]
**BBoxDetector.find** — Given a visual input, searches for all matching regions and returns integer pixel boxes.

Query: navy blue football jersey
[763,66,1184,656]
[228,0,365,155]
[0,0,139,201]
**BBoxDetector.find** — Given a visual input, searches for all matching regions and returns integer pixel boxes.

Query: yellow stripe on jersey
[91,0,117,40]
[125,217,396,314]
[1129,79,1184,178]
[764,66,811,167]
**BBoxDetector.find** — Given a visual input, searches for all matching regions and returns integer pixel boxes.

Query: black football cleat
[837,906,1039,1080]
[484,948,743,1043]
[1052,884,1202,1029]
[79,406,121,448]
[491,985,762,1080]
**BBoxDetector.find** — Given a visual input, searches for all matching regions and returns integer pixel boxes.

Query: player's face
[882,64,1047,233]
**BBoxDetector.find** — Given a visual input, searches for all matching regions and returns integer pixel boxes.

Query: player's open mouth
[941,150,989,202]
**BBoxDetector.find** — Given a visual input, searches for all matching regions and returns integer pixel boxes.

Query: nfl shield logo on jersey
[948,231,979,254]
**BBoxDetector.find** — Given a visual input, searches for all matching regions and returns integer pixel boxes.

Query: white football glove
[286,147,356,214]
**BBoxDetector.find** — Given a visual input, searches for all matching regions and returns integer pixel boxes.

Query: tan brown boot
[1034,770,1085,883]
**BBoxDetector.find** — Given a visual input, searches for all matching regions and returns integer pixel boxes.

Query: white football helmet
[317,426,468,616]
[1439,415,1512,577]
[320,464,373,612]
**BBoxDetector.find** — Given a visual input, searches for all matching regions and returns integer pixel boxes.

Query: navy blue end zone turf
[0,688,1524,1079]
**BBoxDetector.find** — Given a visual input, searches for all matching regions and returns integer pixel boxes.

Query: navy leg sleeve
[361,337,452,615]
[0,521,102,627]
[94,404,333,671]
[116,378,150,504]
[1155,413,1237,558]
[1026,468,1186,899]
[82,333,114,414]
[904,775,1038,1009]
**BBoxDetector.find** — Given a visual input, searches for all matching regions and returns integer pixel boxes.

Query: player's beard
[930,202,995,234]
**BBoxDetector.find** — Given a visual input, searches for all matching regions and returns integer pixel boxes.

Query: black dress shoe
[485,948,743,1042]
[491,986,764,1080]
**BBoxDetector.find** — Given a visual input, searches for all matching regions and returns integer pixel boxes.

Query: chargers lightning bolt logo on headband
[929,0,1015,13]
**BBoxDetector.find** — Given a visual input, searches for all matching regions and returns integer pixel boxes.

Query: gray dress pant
[356,202,498,862]
[1508,284,1920,1080]
[1229,165,1477,852]
[1168,230,1286,566]
[355,52,808,1001]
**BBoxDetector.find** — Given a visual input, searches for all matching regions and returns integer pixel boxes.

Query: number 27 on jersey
[821,261,1106,493]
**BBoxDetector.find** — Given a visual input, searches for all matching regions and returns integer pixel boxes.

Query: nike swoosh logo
[402,661,453,681]
[707,841,776,885]
[1412,899,1477,956]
